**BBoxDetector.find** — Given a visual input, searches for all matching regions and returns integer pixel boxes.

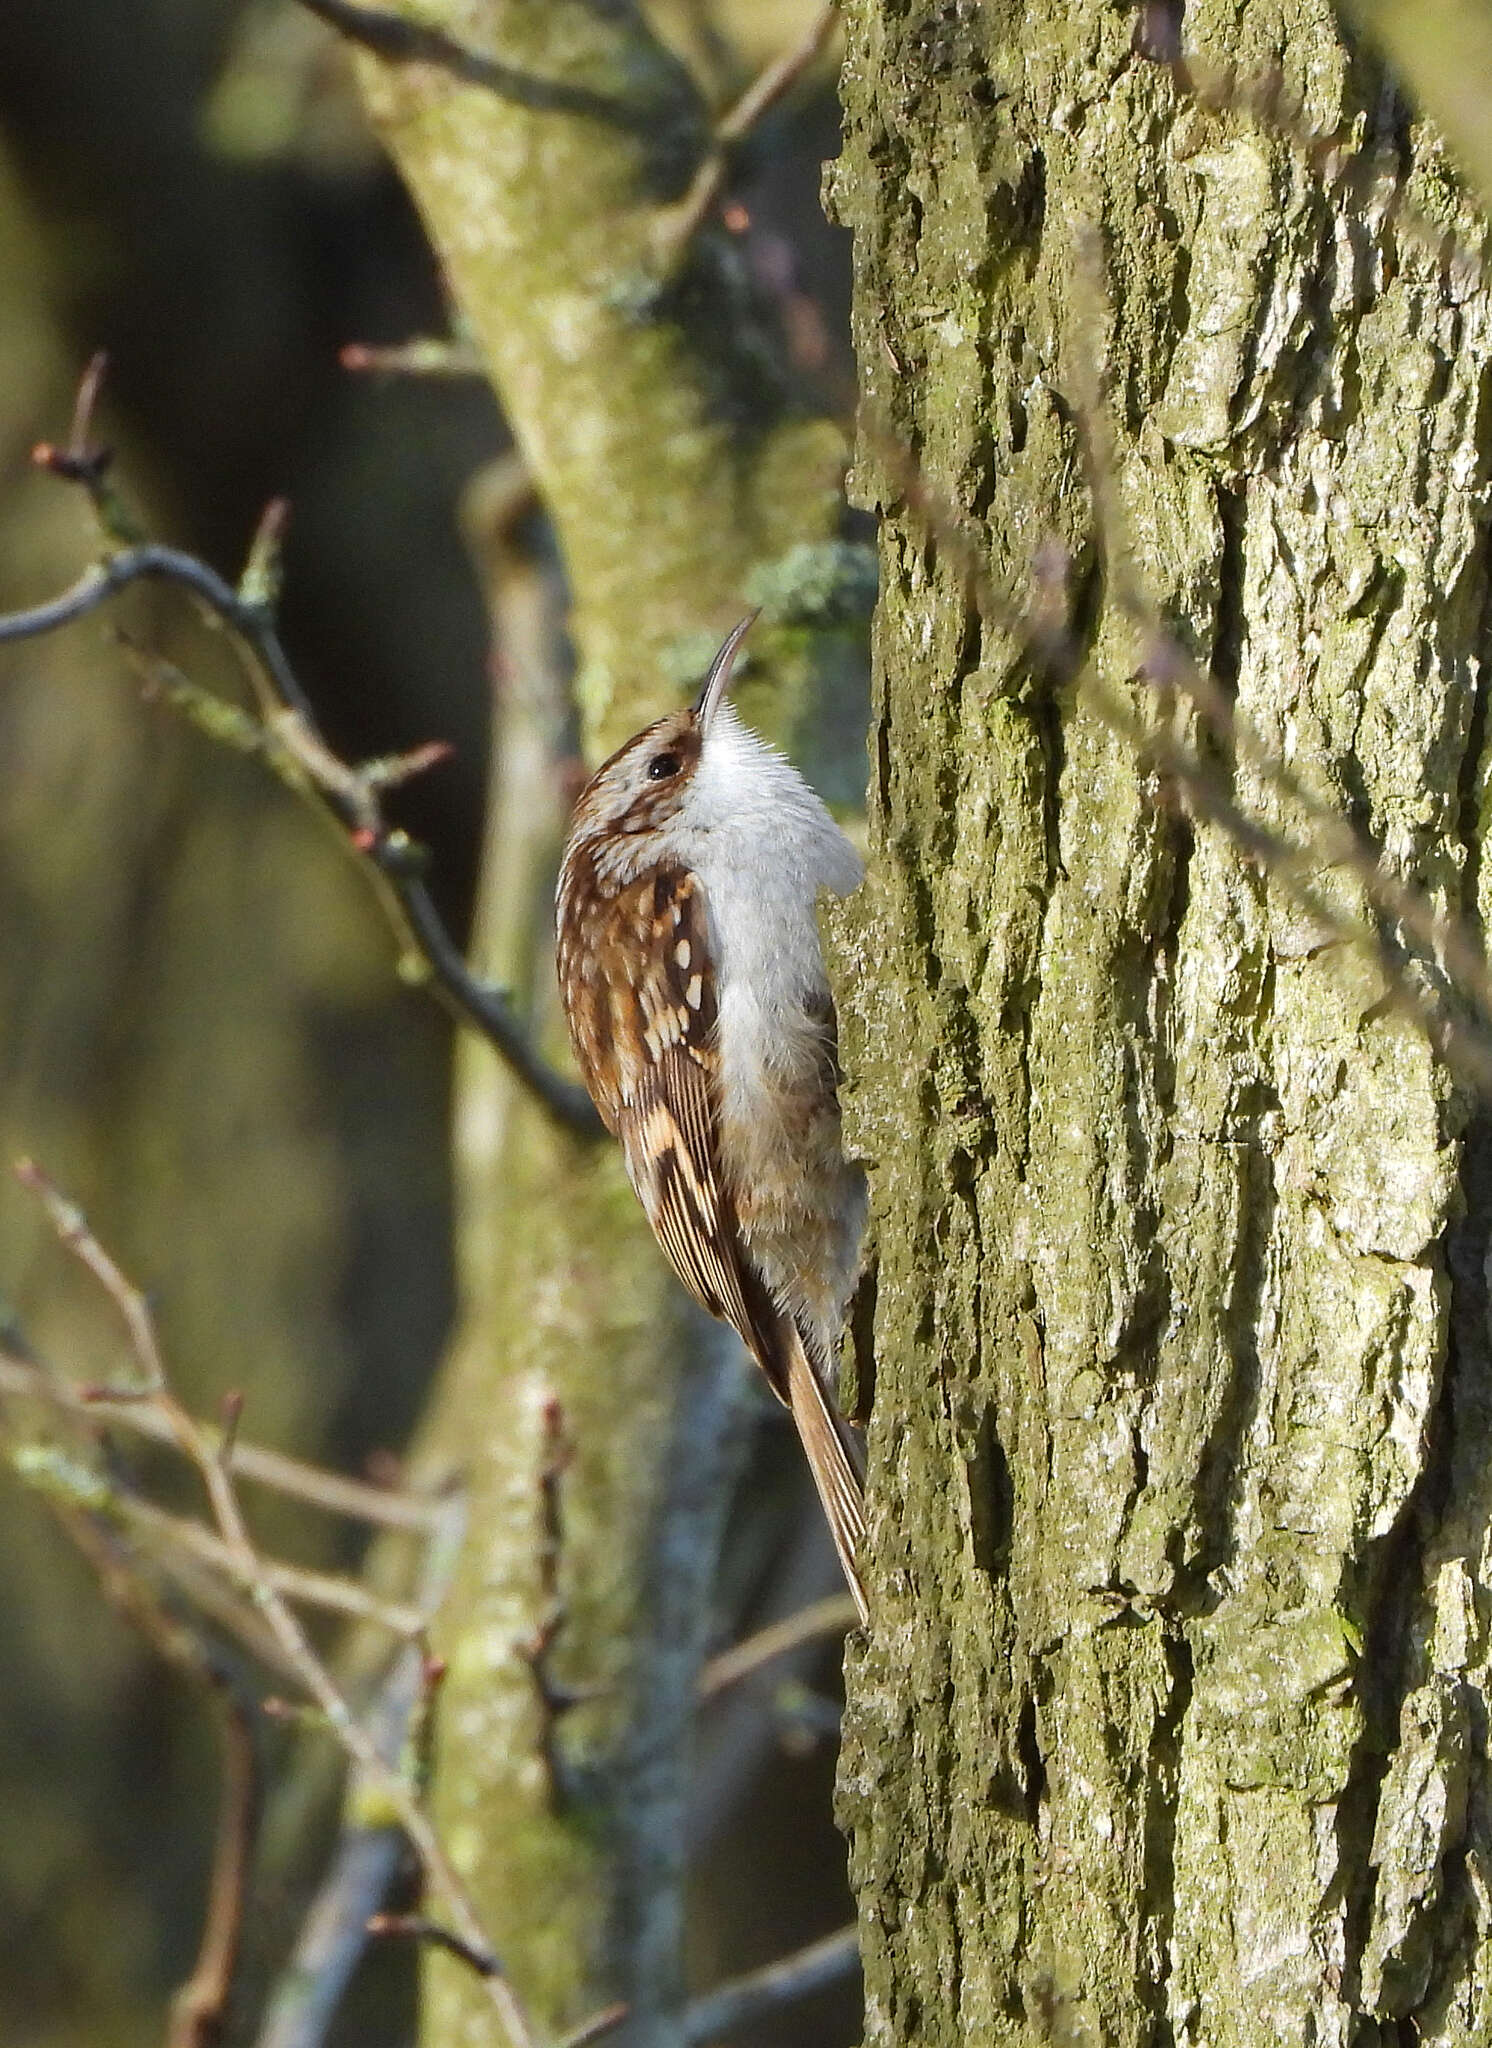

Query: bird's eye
[647,751,682,781]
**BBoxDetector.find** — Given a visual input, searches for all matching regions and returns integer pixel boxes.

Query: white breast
[680,702,861,1115]
[667,704,865,1350]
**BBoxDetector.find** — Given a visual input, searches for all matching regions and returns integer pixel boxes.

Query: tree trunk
[349,8,857,2042]
[833,2,1492,2043]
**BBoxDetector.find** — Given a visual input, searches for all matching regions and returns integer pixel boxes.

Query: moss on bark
[833,1,1492,2041]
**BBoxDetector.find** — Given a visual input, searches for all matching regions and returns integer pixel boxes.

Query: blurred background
[0,3,860,2042]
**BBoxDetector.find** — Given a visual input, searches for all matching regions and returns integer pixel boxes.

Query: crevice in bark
[966,1401,1012,1582]
[1454,530,1492,923]
[1150,810,1192,1126]
[1016,1688,1046,1822]
[1141,1619,1194,2044]
[873,713,892,816]
[1187,1118,1279,1598]
[1210,479,1247,701]
[1340,1246,1468,2013]
[1336,568,1404,840]
[987,148,1046,271]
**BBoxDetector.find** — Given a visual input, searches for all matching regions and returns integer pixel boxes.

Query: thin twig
[255,1828,406,2048]
[20,1164,537,2048]
[698,1593,857,1698]
[169,1685,260,2048]
[366,1913,498,1977]
[616,1316,760,2033]
[0,1349,442,1532]
[555,2002,630,2048]
[0,1373,264,2048]
[16,1159,169,1387]
[682,1924,860,2044]
[340,337,486,378]
[0,418,602,1136]
[30,348,145,545]
[112,1489,429,1638]
[256,1534,464,2047]
[652,2,840,267]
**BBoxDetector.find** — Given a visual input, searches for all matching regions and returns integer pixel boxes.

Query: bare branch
[616,1317,760,2031]
[0,410,603,1137]
[555,2003,630,2048]
[111,1489,429,1638]
[169,1686,259,2048]
[366,1913,500,1978]
[257,1520,466,2048]
[341,337,485,378]
[698,1592,857,1699]
[0,1349,443,1532]
[652,3,840,267]
[256,1829,406,2048]
[19,1164,537,2048]
[30,348,145,546]
[295,0,642,127]
[0,1353,264,2048]
[682,1924,860,2044]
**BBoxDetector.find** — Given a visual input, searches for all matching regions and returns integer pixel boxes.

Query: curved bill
[693,610,761,732]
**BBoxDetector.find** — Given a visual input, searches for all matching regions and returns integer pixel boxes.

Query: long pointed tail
[784,1328,869,1626]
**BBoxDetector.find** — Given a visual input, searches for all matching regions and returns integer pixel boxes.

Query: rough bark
[348,9,854,2042]
[832,2,1492,2043]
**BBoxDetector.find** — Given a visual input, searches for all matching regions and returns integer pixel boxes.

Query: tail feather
[784,1329,869,1626]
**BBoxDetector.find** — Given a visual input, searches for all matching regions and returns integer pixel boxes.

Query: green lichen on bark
[832,0,1492,2041]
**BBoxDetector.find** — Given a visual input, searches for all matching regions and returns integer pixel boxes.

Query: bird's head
[564,613,758,860]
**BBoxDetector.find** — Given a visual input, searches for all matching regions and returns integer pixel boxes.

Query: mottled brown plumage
[555,618,869,1620]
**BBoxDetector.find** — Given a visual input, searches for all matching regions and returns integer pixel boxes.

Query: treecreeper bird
[555,615,870,1622]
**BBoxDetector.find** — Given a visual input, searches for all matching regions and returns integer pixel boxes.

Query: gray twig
[256,1828,407,2048]
[616,1315,759,2037]
[682,1924,860,2044]
[255,1529,462,2048]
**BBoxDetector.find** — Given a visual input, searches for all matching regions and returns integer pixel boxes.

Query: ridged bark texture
[832,2,1492,2043]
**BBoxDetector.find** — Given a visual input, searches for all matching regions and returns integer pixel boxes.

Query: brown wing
[559,857,869,1621]
[559,863,772,1365]
[612,873,771,1357]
